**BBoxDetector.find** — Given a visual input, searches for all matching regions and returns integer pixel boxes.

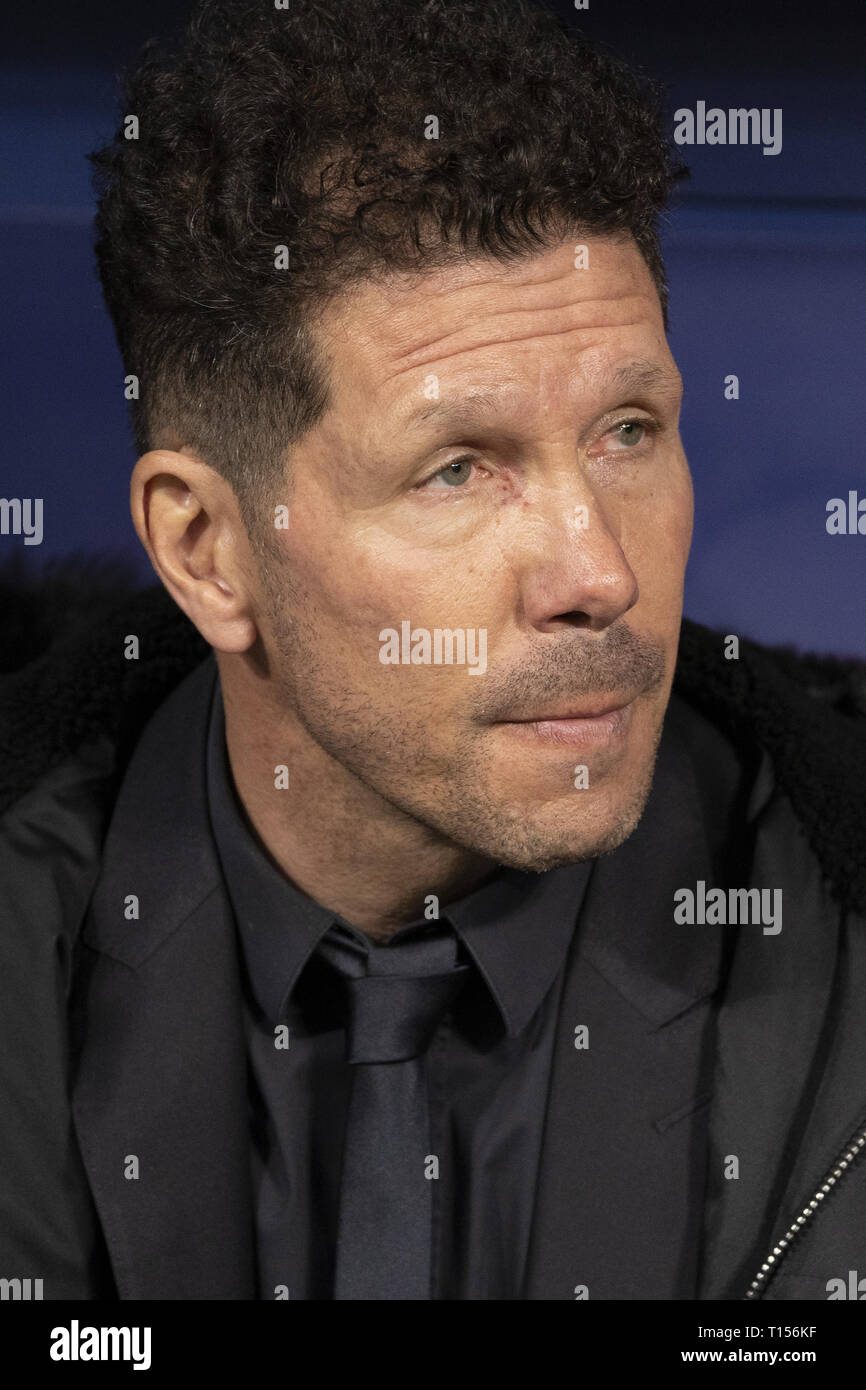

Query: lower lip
[496,703,632,747]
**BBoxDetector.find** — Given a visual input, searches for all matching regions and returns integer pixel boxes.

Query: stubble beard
[255,547,665,873]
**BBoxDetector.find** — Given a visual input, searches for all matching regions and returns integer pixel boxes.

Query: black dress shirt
[205,682,598,1299]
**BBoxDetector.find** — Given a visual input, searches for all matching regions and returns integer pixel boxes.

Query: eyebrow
[396,359,682,434]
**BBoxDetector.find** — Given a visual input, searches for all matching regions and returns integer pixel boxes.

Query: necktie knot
[316,925,471,1063]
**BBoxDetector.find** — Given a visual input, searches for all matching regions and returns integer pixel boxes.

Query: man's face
[253,233,692,870]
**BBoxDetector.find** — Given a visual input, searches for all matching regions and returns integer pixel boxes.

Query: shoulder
[676,616,866,716]
[0,555,208,817]
[675,617,866,916]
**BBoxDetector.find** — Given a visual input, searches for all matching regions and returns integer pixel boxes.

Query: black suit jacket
[1,576,865,1300]
[68,655,736,1299]
[63,651,856,1300]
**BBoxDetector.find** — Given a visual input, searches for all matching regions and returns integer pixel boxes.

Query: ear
[130,448,258,652]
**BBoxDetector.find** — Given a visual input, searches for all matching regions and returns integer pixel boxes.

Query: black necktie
[315,923,472,1300]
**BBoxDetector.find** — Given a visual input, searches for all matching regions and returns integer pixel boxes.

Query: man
[1,0,865,1302]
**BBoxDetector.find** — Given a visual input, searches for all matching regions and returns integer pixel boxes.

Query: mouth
[492,697,636,748]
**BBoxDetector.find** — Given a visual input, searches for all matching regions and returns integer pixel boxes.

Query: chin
[467,794,650,874]
[493,752,661,869]
[495,824,641,873]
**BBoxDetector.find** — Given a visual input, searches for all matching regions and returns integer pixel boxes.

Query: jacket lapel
[70,655,257,1299]
[522,698,733,1300]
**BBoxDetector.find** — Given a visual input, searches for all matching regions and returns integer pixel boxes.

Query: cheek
[660,489,694,565]
[672,459,695,544]
[618,486,692,615]
[667,474,695,571]
[634,461,692,554]
[297,518,499,634]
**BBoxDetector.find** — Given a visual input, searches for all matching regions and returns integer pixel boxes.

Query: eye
[424,455,477,488]
[601,418,659,451]
[617,420,645,445]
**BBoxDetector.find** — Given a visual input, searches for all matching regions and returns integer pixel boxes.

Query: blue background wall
[1,0,864,654]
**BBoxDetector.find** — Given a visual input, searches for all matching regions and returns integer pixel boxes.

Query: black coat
[1,557,865,1300]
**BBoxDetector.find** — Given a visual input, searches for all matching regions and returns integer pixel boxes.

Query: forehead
[314,234,670,422]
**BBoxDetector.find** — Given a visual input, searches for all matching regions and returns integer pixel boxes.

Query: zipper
[743,1121,866,1299]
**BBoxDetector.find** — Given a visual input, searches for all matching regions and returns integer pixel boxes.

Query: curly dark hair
[90,0,688,535]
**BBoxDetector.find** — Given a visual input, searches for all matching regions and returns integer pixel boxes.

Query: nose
[515,483,639,634]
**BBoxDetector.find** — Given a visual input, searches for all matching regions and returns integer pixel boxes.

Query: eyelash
[423,416,662,489]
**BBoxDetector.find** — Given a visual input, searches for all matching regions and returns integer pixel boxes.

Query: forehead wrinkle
[381,295,655,382]
[382,352,680,442]
[370,252,622,331]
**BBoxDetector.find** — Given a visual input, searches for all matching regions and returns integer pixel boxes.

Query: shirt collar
[444,860,593,1036]
[205,676,592,1034]
[206,679,336,1020]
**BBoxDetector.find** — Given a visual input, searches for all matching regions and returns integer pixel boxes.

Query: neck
[217,659,497,944]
